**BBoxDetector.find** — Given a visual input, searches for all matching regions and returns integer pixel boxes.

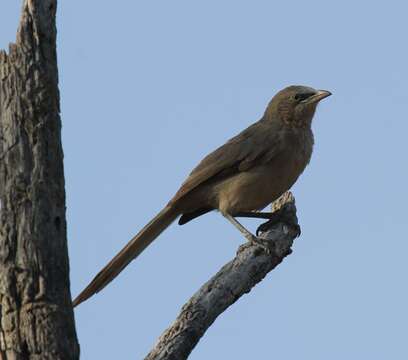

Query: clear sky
[1,1,408,359]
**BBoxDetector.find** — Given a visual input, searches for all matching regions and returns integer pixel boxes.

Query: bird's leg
[222,212,256,241]
[235,210,286,223]
[235,210,300,237]
[235,211,274,219]
[222,212,272,253]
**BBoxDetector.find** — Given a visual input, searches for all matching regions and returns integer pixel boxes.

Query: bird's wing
[169,121,281,205]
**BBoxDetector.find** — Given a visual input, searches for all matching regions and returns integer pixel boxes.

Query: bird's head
[265,85,331,128]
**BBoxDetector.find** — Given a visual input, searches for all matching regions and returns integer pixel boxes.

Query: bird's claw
[292,224,301,237]
[246,234,272,254]
[256,207,300,237]
[256,222,269,236]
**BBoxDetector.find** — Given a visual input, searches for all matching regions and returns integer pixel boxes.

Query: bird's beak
[307,90,332,104]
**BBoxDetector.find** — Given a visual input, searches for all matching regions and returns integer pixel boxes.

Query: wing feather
[169,121,280,205]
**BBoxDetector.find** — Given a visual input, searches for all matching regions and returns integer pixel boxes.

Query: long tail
[73,205,179,307]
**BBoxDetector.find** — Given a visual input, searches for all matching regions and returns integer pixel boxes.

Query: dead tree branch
[145,192,300,360]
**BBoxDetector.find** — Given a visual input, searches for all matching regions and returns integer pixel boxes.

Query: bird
[73,85,331,307]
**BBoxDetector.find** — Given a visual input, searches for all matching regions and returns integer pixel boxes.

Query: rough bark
[145,192,300,360]
[0,1,79,359]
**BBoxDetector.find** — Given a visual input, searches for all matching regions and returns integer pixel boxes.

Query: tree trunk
[0,1,79,359]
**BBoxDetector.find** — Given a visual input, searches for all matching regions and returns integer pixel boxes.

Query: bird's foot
[256,207,301,237]
[245,233,272,254]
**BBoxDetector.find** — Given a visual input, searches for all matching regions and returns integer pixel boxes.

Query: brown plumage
[73,85,331,307]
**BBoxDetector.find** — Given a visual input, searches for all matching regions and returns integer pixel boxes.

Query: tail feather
[73,205,179,307]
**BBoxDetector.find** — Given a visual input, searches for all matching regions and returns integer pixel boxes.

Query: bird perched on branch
[73,85,331,307]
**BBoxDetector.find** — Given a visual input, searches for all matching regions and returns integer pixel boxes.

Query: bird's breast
[216,129,314,214]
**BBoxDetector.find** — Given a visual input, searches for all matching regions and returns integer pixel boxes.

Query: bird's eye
[295,93,314,102]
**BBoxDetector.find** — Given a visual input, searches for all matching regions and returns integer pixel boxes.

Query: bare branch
[146,192,299,360]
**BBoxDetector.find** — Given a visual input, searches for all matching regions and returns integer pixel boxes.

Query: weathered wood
[0,1,79,359]
[145,192,300,360]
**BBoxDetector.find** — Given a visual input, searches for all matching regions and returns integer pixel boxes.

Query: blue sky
[1,1,408,359]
